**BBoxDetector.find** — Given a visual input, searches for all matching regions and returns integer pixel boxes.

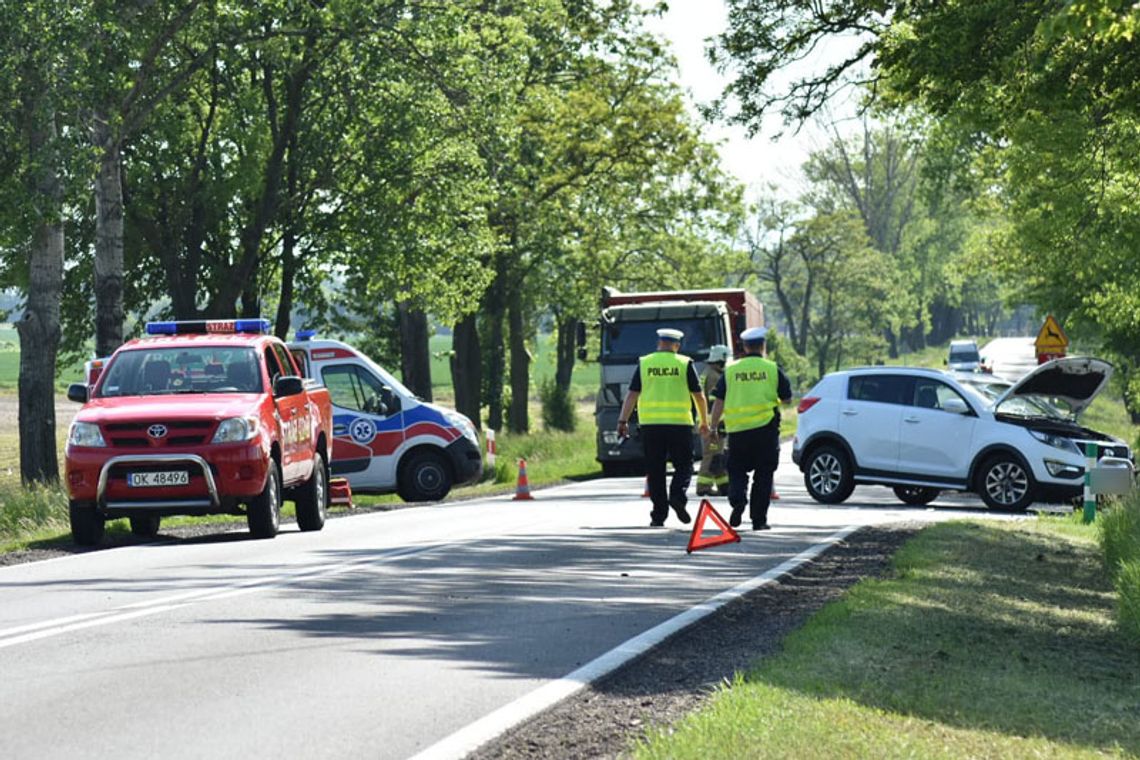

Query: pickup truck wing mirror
[273,375,305,398]
[67,383,89,403]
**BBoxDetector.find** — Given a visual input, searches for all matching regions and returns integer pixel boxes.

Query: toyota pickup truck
[64,319,334,546]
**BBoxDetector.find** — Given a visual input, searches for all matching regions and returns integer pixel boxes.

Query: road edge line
[407,524,863,760]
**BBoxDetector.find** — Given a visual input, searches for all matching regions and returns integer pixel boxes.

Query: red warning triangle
[686,499,741,553]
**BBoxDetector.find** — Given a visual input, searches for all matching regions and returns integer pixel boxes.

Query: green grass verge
[636,519,1140,759]
[1098,493,1140,643]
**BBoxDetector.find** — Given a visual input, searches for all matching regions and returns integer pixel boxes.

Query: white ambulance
[287,334,482,501]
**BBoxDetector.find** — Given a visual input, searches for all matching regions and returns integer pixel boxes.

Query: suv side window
[847,374,913,405]
[912,377,970,412]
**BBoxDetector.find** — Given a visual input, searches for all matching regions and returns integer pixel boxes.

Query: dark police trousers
[642,424,693,522]
[727,418,780,525]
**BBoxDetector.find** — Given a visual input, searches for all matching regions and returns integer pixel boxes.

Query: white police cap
[740,326,768,343]
[657,328,684,341]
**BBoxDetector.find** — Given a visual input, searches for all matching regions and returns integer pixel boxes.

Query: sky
[641,1,862,201]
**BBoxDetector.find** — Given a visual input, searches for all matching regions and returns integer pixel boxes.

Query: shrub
[0,482,69,543]
[1117,560,1140,644]
[539,379,576,432]
[1098,492,1140,576]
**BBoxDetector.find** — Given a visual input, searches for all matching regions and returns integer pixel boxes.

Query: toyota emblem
[147,424,168,439]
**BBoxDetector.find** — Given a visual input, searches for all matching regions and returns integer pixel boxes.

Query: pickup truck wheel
[129,515,162,538]
[295,451,328,532]
[69,501,105,546]
[247,463,282,539]
[892,486,940,506]
[398,450,452,502]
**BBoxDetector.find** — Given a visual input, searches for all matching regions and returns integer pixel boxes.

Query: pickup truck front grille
[103,421,214,448]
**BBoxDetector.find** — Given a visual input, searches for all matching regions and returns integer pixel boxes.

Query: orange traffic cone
[513,458,534,501]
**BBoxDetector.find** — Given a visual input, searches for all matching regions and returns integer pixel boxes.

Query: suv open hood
[994,356,1113,417]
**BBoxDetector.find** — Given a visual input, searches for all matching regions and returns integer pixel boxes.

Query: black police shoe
[649,520,665,527]
[752,522,771,531]
[669,497,691,524]
[729,505,744,528]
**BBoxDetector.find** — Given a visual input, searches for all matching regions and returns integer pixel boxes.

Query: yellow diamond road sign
[1035,314,1069,352]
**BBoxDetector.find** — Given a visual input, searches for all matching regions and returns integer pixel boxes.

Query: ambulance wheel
[398,450,452,502]
[69,501,105,546]
[247,463,282,539]
[129,515,162,537]
[295,452,328,532]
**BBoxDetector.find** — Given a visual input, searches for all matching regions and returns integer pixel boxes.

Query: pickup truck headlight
[1029,429,1080,455]
[68,421,106,448]
[211,416,260,444]
[444,411,479,446]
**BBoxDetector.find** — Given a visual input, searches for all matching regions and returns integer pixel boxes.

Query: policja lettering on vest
[708,326,793,530]
[616,327,709,527]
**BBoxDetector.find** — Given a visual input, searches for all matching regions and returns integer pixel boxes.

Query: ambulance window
[321,364,397,416]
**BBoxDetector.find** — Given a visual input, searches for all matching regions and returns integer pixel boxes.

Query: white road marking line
[407,525,862,760]
[0,524,545,651]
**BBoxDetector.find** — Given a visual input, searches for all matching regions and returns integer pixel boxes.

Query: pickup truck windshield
[98,347,262,397]
[602,318,722,362]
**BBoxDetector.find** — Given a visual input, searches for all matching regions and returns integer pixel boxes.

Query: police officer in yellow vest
[708,327,792,530]
[616,328,709,526]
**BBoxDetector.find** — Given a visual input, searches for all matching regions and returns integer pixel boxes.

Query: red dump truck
[581,287,764,475]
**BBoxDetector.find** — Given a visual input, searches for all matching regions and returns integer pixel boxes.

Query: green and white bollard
[1083,441,1097,524]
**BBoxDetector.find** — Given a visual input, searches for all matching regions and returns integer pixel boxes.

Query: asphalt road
[0,450,1009,760]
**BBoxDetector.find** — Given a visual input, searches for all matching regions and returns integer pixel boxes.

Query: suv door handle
[903,415,920,423]
[842,409,857,416]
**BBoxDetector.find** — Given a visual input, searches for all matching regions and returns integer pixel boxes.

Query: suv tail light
[797,396,820,414]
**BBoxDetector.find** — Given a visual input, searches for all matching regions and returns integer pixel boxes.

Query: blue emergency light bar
[295,329,317,341]
[145,319,272,336]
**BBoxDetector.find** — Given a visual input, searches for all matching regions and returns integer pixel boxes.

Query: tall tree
[0,2,81,483]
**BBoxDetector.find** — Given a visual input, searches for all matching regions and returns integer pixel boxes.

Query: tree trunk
[275,231,296,339]
[555,316,577,391]
[92,122,125,358]
[397,301,433,401]
[485,285,506,432]
[18,113,64,484]
[452,314,481,428]
[240,256,260,318]
[274,133,299,340]
[507,289,529,434]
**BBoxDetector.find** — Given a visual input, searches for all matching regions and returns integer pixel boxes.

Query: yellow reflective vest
[637,352,694,426]
[723,355,779,433]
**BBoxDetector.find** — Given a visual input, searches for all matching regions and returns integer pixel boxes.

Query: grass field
[636,518,1140,759]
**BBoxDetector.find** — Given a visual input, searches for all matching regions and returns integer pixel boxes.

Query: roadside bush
[1117,560,1140,644]
[1098,492,1140,574]
[539,379,576,432]
[0,482,69,543]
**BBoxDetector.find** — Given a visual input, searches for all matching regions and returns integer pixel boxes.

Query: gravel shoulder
[469,523,920,760]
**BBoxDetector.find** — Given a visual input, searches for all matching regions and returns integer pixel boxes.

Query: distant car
[792,357,1132,511]
[947,339,980,372]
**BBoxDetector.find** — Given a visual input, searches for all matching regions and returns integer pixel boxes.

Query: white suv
[791,357,1132,511]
